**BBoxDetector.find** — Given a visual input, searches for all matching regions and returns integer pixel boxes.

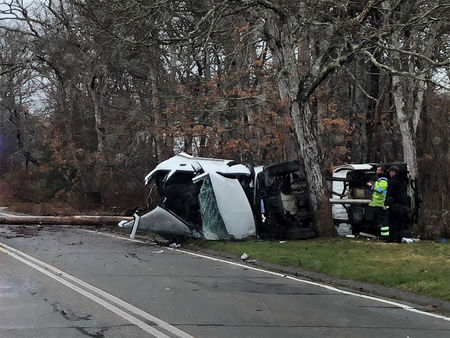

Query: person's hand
[367,181,373,187]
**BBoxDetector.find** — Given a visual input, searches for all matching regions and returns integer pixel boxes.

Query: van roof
[144,152,250,184]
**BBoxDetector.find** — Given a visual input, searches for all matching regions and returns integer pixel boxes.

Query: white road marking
[0,241,193,338]
[84,230,450,322]
[170,247,450,322]
[80,229,148,243]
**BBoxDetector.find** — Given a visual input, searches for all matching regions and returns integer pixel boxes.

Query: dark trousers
[371,207,388,236]
[374,207,388,225]
[388,205,406,243]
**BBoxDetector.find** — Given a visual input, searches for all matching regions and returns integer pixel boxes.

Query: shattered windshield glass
[198,178,232,240]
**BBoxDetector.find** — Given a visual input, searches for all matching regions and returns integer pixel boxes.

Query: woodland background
[0,0,448,238]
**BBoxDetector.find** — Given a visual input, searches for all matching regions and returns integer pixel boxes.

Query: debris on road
[359,232,377,239]
[0,225,41,239]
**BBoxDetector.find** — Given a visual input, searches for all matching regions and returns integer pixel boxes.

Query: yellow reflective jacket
[369,177,388,207]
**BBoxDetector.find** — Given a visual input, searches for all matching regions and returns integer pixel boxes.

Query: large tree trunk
[291,102,324,209]
[291,101,335,236]
[263,14,336,236]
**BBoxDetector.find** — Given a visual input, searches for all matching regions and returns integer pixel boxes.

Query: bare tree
[0,26,39,170]
[364,0,450,180]
[180,0,388,236]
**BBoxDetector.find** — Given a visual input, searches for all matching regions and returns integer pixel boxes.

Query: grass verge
[196,238,450,301]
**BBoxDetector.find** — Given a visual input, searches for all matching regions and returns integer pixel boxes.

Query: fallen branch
[0,213,133,226]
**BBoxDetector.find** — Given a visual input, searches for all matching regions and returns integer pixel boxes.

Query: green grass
[195,238,450,301]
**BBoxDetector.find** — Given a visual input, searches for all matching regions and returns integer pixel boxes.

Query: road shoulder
[182,243,450,316]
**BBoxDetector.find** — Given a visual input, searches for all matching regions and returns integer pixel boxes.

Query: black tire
[294,192,309,207]
[265,160,300,177]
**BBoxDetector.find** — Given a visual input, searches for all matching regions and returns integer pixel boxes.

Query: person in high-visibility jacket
[367,166,389,238]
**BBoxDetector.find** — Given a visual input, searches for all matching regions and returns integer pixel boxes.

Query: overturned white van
[119,153,315,240]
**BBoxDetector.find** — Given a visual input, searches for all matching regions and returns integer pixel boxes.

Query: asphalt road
[0,224,449,338]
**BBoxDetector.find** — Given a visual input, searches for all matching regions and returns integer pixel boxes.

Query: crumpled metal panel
[119,206,192,236]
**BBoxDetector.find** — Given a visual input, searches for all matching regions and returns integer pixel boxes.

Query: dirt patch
[3,201,125,217]
[0,225,42,239]
[2,201,78,216]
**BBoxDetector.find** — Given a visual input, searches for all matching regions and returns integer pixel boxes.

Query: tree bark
[291,102,336,236]
[390,26,428,181]
[89,74,108,154]
[373,76,391,162]
[391,74,425,180]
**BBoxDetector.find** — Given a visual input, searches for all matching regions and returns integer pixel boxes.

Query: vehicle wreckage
[329,162,419,236]
[119,152,315,240]
[119,154,419,240]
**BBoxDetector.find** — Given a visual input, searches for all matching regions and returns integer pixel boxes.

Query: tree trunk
[373,76,391,162]
[89,75,107,154]
[90,89,105,154]
[291,101,335,236]
[391,74,426,180]
[263,14,336,236]
[351,58,370,162]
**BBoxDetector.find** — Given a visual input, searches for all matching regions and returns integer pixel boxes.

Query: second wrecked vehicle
[329,162,419,236]
[119,152,315,240]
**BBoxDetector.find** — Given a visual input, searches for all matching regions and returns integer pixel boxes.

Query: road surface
[0,224,449,337]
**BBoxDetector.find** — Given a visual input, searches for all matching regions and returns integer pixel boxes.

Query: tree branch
[375,42,450,67]
[344,67,378,103]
